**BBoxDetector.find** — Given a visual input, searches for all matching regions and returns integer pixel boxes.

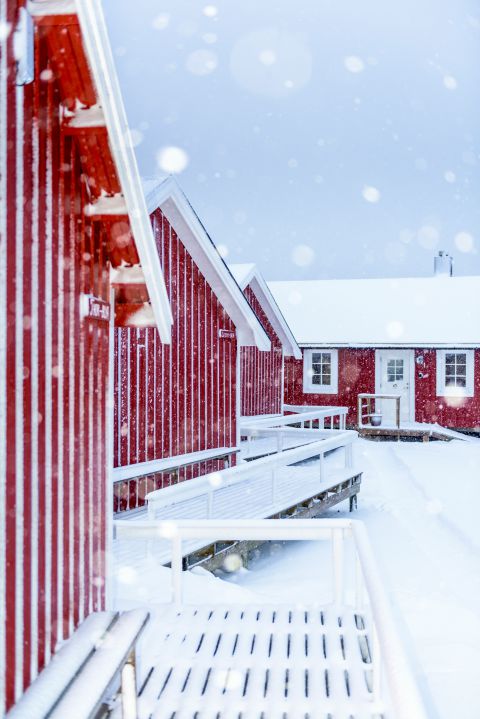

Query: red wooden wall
[414,349,480,429]
[113,208,238,510]
[1,8,111,711]
[240,284,283,417]
[285,348,480,429]
[284,349,375,426]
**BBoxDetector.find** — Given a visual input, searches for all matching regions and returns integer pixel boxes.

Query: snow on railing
[243,405,348,430]
[146,431,355,519]
[113,518,427,719]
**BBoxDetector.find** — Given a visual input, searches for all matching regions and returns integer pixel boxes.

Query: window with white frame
[303,349,339,394]
[436,350,474,397]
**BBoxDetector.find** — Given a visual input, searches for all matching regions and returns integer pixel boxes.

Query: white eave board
[143,177,271,351]
[229,263,301,359]
[74,0,173,343]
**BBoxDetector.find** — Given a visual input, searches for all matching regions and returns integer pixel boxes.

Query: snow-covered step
[135,604,375,719]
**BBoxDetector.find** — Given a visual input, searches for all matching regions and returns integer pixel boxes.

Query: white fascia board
[298,342,480,349]
[74,0,173,343]
[248,274,302,359]
[144,177,271,351]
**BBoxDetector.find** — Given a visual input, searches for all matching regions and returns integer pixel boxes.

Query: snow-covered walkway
[226,439,480,719]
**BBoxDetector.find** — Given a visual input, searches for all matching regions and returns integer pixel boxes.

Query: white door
[376,350,413,425]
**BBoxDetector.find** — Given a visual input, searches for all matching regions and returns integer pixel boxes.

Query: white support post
[332,529,344,605]
[171,535,183,606]
[319,452,325,483]
[345,444,353,468]
[121,650,138,719]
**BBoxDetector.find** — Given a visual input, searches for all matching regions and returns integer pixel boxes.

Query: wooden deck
[358,421,476,442]
[130,604,376,719]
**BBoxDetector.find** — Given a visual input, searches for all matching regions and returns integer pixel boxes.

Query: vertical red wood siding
[240,284,283,417]
[1,9,110,711]
[414,349,480,429]
[113,209,238,510]
[286,348,480,429]
[284,349,376,426]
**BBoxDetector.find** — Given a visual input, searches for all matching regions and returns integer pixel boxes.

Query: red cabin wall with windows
[1,10,111,711]
[240,284,283,417]
[285,348,480,430]
[113,208,238,511]
[284,349,376,426]
[413,349,480,429]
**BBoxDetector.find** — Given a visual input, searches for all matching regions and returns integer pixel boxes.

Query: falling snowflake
[157,146,189,174]
[344,56,365,73]
[454,231,474,253]
[362,186,380,203]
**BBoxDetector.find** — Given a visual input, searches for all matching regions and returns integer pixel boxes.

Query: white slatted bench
[113,519,427,719]
[7,609,149,719]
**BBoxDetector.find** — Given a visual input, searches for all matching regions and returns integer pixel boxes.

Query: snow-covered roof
[143,176,271,350]
[268,276,480,348]
[229,264,301,358]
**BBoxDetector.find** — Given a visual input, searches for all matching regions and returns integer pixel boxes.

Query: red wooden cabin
[270,274,480,431]
[0,0,172,711]
[112,179,270,513]
[229,264,301,418]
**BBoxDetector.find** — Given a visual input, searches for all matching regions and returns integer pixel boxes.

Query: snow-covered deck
[112,519,427,719]
[113,433,359,572]
[359,420,479,442]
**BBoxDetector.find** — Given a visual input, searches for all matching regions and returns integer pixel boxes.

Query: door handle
[392,383,398,388]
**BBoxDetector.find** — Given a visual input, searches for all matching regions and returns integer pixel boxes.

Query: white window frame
[436,349,474,398]
[303,349,339,394]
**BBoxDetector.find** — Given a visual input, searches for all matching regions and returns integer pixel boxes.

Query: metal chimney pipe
[434,250,453,277]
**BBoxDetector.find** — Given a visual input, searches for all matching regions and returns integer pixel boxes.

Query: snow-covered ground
[221,438,480,719]
[115,438,480,718]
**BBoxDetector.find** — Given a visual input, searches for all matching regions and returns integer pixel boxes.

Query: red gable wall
[1,9,111,711]
[113,209,238,511]
[240,284,283,417]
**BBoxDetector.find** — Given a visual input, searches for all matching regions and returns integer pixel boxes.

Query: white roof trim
[229,264,301,359]
[298,342,480,349]
[144,177,270,350]
[73,0,173,342]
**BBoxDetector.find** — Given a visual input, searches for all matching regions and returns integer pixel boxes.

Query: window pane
[312,375,321,385]
[312,363,321,373]
[387,370,395,381]
[456,377,466,387]
[456,353,467,364]
[445,377,455,386]
[322,374,331,385]
[445,354,455,363]
[312,353,322,363]
[321,353,331,363]
[456,364,466,375]
[445,366,455,376]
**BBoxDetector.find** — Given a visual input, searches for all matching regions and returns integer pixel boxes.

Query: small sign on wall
[81,294,110,322]
[218,328,235,339]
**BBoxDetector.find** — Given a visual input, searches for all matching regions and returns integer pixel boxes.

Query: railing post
[171,535,183,606]
[355,555,364,610]
[332,528,344,605]
[345,443,353,468]
[121,649,138,719]
[319,451,325,482]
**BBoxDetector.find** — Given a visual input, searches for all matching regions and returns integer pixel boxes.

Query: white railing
[146,431,356,517]
[240,426,346,454]
[242,405,348,430]
[113,517,427,719]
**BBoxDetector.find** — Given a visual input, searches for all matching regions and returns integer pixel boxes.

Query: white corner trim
[74,0,173,343]
[303,349,339,395]
[436,349,474,398]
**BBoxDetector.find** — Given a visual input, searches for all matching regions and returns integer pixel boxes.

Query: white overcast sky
[103,0,480,280]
